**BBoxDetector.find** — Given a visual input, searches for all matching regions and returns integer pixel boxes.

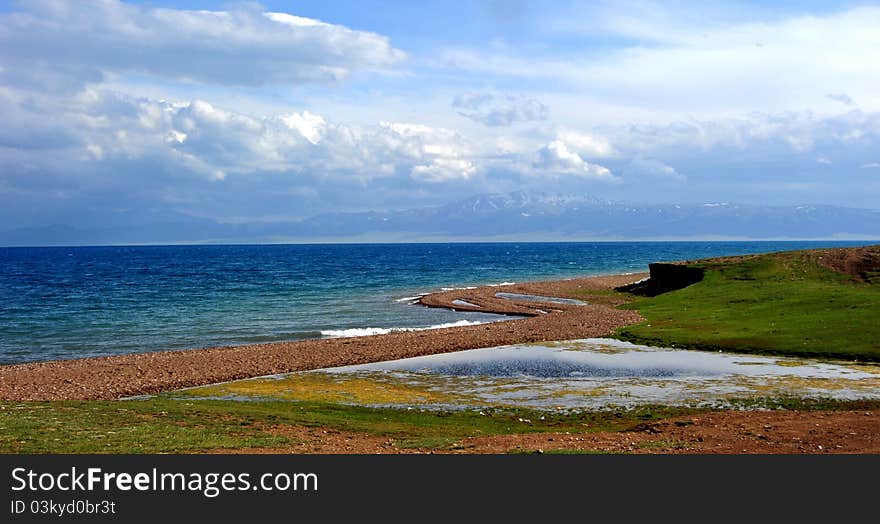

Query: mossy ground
[613,249,880,361]
[0,398,693,454]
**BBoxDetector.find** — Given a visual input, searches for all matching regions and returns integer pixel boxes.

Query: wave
[321,319,486,338]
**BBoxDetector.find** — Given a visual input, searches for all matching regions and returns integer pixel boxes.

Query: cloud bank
[1,1,880,233]
[453,93,549,126]
[0,0,405,92]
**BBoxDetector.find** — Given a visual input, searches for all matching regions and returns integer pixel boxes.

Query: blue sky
[1,0,879,228]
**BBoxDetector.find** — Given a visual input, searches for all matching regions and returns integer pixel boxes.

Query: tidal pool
[180,339,880,410]
[494,292,587,305]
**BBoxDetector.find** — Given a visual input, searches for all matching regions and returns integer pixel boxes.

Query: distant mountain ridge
[3,191,879,245]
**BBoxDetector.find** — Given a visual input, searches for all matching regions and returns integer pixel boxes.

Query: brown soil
[669,245,880,283]
[204,408,880,455]
[459,409,880,454]
[809,245,880,282]
[0,273,644,400]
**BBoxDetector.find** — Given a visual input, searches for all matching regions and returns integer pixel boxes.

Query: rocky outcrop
[617,263,705,296]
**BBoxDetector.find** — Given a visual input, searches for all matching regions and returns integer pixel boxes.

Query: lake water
[0,240,868,364]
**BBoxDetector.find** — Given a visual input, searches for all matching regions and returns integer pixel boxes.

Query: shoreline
[0,272,646,401]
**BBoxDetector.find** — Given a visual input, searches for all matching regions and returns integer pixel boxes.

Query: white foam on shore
[394,296,422,303]
[321,319,486,338]
[488,282,516,287]
[451,299,481,308]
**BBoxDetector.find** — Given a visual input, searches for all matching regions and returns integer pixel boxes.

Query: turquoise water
[0,241,868,364]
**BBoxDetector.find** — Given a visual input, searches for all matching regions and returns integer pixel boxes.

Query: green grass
[615,249,880,361]
[0,398,694,454]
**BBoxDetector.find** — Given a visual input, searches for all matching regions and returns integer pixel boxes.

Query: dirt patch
[809,245,880,282]
[460,408,880,454]
[205,425,402,454]
[206,408,880,454]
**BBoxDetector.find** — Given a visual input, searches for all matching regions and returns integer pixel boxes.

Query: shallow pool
[179,338,880,410]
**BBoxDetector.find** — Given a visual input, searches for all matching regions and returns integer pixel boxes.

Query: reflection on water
[181,338,880,410]
[494,292,587,305]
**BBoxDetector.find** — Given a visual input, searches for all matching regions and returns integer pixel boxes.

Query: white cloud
[863,162,880,169]
[624,157,685,182]
[555,130,617,158]
[279,112,327,145]
[0,0,405,92]
[608,111,880,154]
[532,141,616,181]
[437,6,880,118]
[0,85,492,187]
[452,93,548,126]
[411,158,477,182]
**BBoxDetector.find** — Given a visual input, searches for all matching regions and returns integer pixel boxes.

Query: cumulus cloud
[624,157,686,182]
[0,0,405,92]
[532,141,616,181]
[411,158,477,182]
[555,130,617,158]
[3,2,880,226]
[453,93,548,126]
[0,87,490,206]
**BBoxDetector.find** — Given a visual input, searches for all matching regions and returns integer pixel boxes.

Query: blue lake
[0,240,869,364]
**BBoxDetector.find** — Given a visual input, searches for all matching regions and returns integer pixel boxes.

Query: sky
[1,0,880,229]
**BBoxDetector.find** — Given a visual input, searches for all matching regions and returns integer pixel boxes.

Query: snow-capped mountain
[288,192,879,240]
[2,192,878,245]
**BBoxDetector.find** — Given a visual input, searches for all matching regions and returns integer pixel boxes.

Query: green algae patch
[775,360,808,367]
[843,363,880,375]
[723,374,880,394]
[184,372,462,406]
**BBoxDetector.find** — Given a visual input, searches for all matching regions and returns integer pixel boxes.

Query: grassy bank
[615,247,880,361]
[0,398,691,454]
[3,396,876,454]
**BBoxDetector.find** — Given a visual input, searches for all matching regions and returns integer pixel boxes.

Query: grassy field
[615,248,880,361]
[0,398,692,453]
[2,396,874,454]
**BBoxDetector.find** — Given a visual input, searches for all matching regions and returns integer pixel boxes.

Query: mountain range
[3,191,879,245]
